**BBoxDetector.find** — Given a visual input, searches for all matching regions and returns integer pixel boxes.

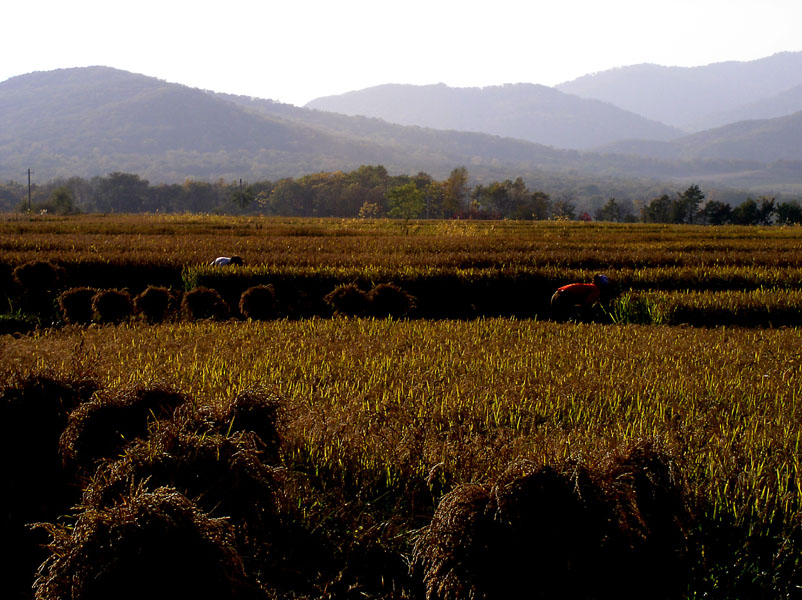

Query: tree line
[2,167,801,225]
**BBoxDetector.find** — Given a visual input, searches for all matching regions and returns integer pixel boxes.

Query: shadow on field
[413,442,692,600]
[2,370,801,599]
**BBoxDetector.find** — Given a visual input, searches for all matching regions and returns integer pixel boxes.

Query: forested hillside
[596,111,802,163]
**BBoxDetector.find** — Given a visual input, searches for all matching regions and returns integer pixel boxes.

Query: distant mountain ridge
[705,83,802,128]
[556,51,802,131]
[0,65,800,195]
[305,82,682,150]
[0,67,595,183]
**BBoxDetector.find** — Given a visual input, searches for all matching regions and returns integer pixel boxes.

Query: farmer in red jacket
[551,274,609,316]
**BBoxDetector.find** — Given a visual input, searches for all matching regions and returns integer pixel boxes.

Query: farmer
[210,255,243,266]
[550,273,610,314]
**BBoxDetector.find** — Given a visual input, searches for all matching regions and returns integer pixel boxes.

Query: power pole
[27,169,32,211]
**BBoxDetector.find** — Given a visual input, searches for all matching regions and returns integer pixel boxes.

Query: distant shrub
[134,285,172,323]
[34,486,261,600]
[91,289,134,323]
[12,260,65,294]
[239,285,276,320]
[58,287,97,324]
[182,286,230,320]
[367,282,416,317]
[324,283,370,316]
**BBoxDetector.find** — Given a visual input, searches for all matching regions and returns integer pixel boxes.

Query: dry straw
[413,439,691,600]
[33,485,264,600]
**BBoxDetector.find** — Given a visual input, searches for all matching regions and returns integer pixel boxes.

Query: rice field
[3,214,802,598]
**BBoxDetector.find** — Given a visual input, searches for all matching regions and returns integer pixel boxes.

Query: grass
[4,319,800,522]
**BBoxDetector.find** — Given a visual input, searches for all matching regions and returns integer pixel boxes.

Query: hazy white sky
[3,0,801,107]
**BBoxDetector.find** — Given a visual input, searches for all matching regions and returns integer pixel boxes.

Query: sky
[2,0,802,107]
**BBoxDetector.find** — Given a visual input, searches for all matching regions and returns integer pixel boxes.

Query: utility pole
[27,169,32,212]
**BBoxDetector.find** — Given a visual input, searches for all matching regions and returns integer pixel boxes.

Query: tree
[90,172,150,213]
[442,167,469,217]
[551,195,576,220]
[595,198,622,222]
[0,180,25,212]
[701,200,732,225]
[229,180,255,212]
[731,198,760,225]
[267,178,312,216]
[674,184,705,224]
[473,181,512,217]
[150,183,184,213]
[177,179,223,213]
[530,191,551,220]
[44,186,78,215]
[777,200,802,225]
[732,196,775,225]
[641,194,673,223]
[386,182,425,220]
[756,195,776,225]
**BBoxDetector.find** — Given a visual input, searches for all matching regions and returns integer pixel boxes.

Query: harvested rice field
[3,214,802,598]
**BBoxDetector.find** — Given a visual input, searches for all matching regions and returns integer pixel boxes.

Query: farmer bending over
[210,256,243,266]
[550,274,609,315]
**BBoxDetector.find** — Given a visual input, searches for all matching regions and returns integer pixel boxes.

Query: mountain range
[555,51,802,131]
[1,54,801,197]
[306,83,682,150]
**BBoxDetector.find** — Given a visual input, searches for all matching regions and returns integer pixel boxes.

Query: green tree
[674,184,705,224]
[756,195,776,225]
[45,186,78,215]
[90,172,150,213]
[442,167,469,217]
[530,191,551,220]
[473,181,512,217]
[732,196,775,225]
[595,198,621,222]
[177,179,223,213]
[732,198,760,225]
[386,182,425,221]
[267,178,312,216]
[229,180,255,212]
[777,200,802,225]
[151,183,184,213]
[0,180,25,212]
[701,200,732,225]
[641,194,673,223]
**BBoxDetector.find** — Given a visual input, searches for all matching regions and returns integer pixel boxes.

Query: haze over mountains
[556,52,802,131]
[1,52,801,197]
[306,83,682,150]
